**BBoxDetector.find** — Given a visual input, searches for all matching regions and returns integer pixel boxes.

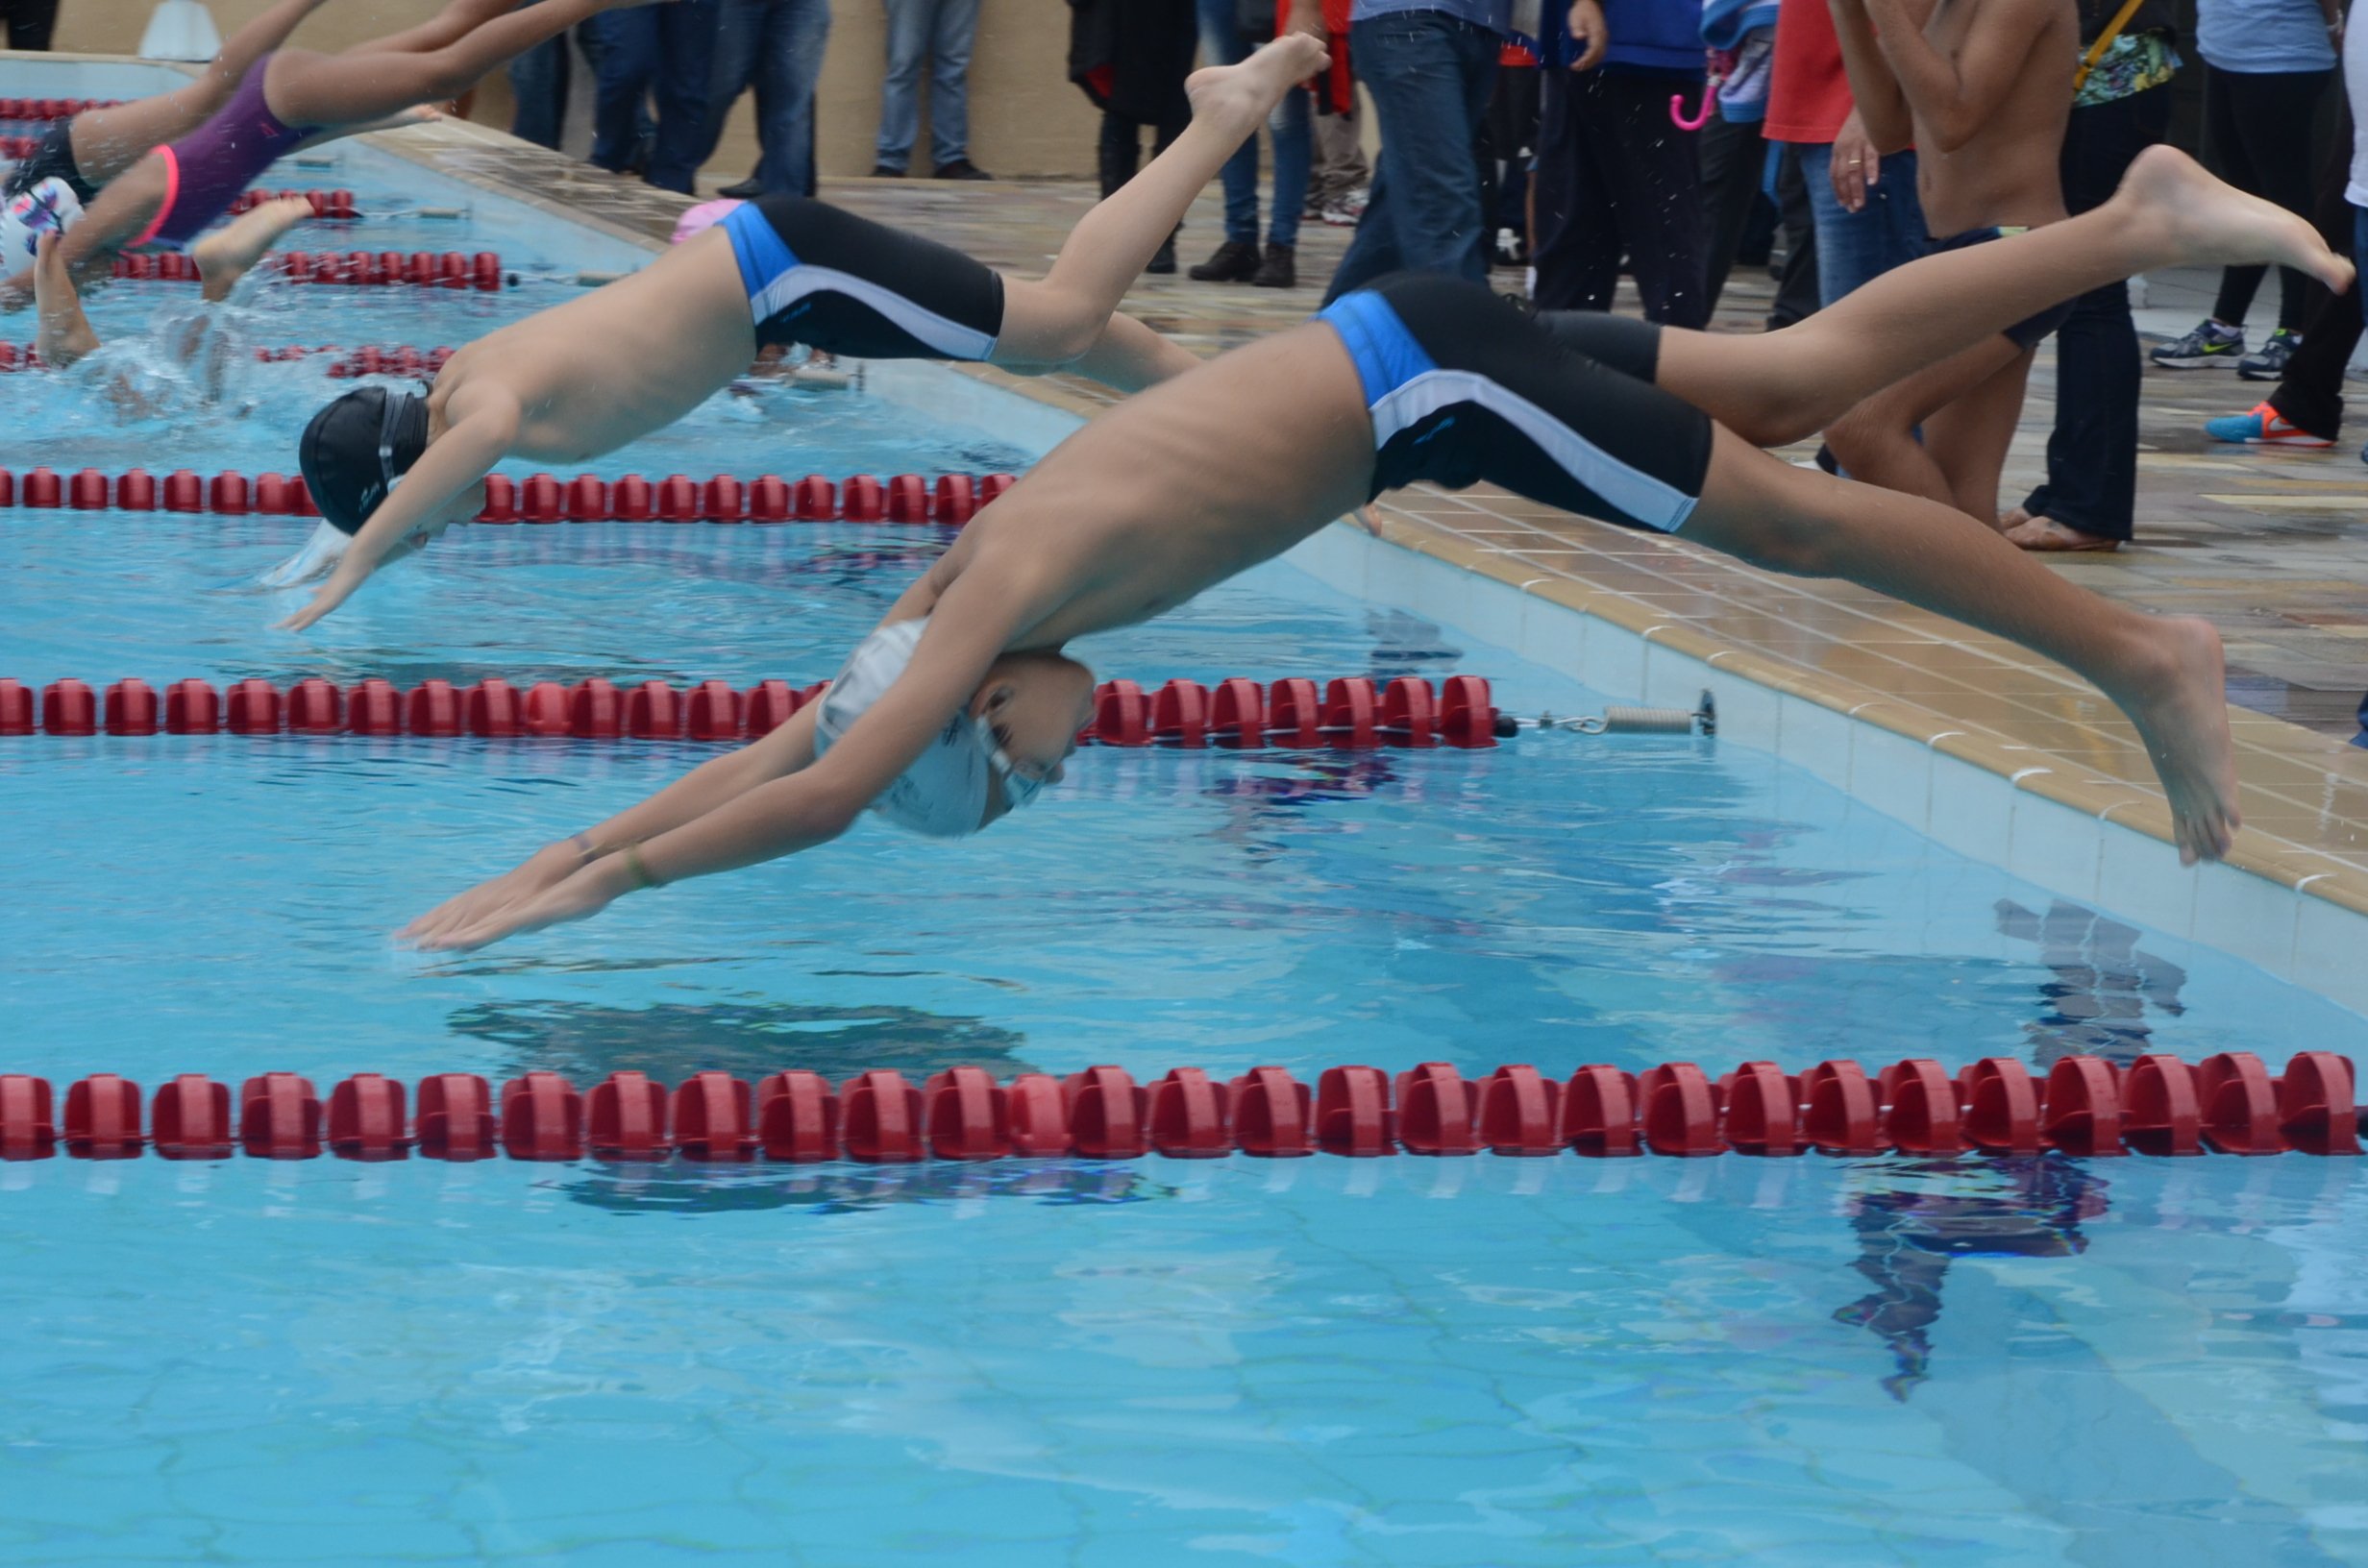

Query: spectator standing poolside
[1190,0,1316,288]
[1070,0,1197,275]
[3,0,56,50]
[876,0,990,178]
[1309,75,1369,221]
[1998,0,2182,551]
[1314,0,1550,302]
[2152,0,2339,374]
[582,0,721,193]
[1764,0,1921,306]
[701,0,829,197]
[1531,0,1711,325]
[507,28,576,150]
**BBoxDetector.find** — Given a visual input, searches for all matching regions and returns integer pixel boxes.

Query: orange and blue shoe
[2204,403,2334,448]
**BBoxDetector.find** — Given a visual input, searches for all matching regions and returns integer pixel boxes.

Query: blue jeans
[1196,0,1313,249]
[507,29,572,150]
[876,0,978,171]
[1323,11,1499,304]
[702,0,828,195]
[583,0,720,194]
[1796,142,1926,306]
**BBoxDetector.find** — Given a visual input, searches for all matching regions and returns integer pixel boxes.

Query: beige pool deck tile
[364,124,2368,926]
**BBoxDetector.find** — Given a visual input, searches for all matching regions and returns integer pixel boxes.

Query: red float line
[0,466,1018,524]
[92,250,506,288]
[0,344,454,377]
[0,98,120,125]
[0,1053,2355,1164]
[224,188,361,220]
[0,674,1500,749]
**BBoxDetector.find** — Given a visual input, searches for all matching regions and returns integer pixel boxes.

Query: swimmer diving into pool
[0,0,334,258]
[0,0,649,308]
[271,33,1330,628]
[401,148,2342,952]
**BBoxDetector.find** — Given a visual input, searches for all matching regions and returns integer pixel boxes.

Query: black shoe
[1147,235,1177,275]
[932,159,992,181]
[869,163,903,178]
[717,177,765,199]
[1189,239,1261,282]
[1251,242,1296,288]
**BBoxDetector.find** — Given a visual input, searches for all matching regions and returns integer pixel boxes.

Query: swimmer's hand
[277,562,367,631]
[406,856,628,952]
[33,233,100,368]
[400,840,585,948]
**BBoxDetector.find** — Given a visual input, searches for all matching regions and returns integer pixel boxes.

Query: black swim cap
[299,385,430,535]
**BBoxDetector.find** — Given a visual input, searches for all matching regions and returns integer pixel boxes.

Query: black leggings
[2205,62,2334,332]
[2,0,58,49]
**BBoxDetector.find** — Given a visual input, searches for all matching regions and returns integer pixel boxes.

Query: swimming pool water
[5,78,2366,1568]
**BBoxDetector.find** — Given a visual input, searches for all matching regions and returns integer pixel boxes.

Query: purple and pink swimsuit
[134,55,321,248]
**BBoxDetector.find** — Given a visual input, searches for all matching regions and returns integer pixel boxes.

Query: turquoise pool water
[5,83,2367,1568]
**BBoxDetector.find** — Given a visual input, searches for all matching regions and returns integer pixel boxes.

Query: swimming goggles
[975,716,1052,813]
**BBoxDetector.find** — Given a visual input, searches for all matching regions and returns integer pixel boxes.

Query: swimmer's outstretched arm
[278,388,521,631]
[406,589,1034,951]
[32,233,100,369]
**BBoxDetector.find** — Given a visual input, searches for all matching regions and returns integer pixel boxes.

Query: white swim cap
[811,618,997,839]
[2,177,82,280]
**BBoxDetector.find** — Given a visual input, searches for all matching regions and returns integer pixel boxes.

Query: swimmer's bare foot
[193,195,313,302]
[2108,614,2241,865]
[2116,144,2355,295]
[1355,503,1385,536]
[2005,516,2121,552]
[31,233,99,368]
[1185,34,1329,137]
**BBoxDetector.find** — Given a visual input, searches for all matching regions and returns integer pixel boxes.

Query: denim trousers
[876,0,979,170]
[702,0,829,195]
[1195,0,1313,249]
[1796,141,1925,306]
[507,30,572,150]
[583,0,720,194]
[2015,84,2171,542]
[1323,11,1499,304]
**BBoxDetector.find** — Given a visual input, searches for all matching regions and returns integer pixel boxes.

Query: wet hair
[298,385,430,535]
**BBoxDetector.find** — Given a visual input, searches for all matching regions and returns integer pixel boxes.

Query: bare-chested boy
[1821,0,2079,535]
[396,149,2344,953]
[273,35,1328,630]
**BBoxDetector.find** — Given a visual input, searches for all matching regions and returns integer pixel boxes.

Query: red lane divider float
[225,188,361,220]
[89,250,506,288]
[0,98,120,123]
[0,465,1015,524]
[0,674,1501,749]
[0,345,455,378]
[0,1053,2353,1164]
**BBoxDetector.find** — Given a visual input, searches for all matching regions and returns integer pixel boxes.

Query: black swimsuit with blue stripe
[1317,273,1714,533]
[724,196,1006,360]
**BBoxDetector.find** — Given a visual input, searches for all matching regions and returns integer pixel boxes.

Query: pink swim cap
[674,198,744,245]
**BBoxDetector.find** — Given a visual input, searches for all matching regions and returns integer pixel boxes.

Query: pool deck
[238,110,2368,940]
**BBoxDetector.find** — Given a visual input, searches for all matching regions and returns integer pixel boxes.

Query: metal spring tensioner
[1502,692,1716,737]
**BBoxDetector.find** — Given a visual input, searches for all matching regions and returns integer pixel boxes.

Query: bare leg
[1649,148,2351,447]
[1821,335,2025,513]
[261,0,640,130]
[0,155,169,313]
[1921,350,2035,525]
[32,233,100,368]
[1043,311,1201,392]
[1684,427,2239,864]
[65,0,332,184]
[194,196,314,301]
[347,0,523,56]
[993,35,1326,367]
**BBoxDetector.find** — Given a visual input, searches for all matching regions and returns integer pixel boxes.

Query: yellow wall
[51,0,1106,181]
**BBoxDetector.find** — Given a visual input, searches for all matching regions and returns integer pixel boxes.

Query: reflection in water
[1835,1158,2108,1400]
[560,1160,1172,1215]
[1996,898,2187,1066]
[446,999,1038,1086]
